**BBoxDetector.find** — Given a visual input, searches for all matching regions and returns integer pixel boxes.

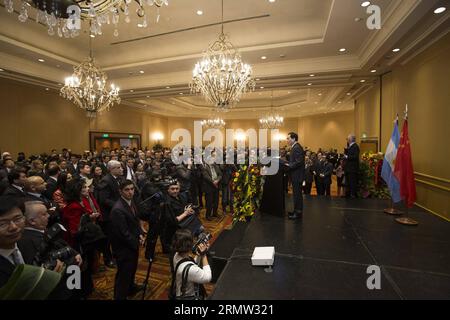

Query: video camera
[192,232,212,255]
[33,223,78,270]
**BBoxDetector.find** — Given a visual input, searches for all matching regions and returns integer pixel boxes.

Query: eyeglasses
[0,215,25,231]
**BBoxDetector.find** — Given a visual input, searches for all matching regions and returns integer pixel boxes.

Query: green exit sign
[102,134,109,138]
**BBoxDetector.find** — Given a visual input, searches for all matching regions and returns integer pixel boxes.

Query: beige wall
[0,78,168,155]
[298,111,355,151]
[355,33,450,219]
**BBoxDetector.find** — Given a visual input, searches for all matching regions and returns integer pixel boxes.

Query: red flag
[394,120,417,207]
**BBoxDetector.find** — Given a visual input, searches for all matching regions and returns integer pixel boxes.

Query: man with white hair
[97,160,124,268]
[344,134,360,198]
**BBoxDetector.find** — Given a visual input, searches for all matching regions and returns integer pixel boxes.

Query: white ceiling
[0,0,448,119]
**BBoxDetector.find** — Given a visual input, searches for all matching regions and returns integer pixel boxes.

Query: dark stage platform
[210,196,450,300]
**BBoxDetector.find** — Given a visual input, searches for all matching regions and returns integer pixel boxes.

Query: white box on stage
[251,246,275,266]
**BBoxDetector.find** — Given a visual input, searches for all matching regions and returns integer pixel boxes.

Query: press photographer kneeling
[170,229,212,300]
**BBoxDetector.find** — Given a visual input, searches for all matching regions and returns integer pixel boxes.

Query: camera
[192,232,212,255]
[34,223,78,270]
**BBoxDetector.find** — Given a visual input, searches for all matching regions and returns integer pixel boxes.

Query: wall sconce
[151,132,164,143]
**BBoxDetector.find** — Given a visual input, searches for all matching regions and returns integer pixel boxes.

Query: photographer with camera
[170,229,212,300]
[163,181,204,254]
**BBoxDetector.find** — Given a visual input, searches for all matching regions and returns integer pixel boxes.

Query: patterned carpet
[89,209,233,300]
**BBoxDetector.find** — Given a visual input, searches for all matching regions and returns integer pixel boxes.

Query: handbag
[76,213,106,248]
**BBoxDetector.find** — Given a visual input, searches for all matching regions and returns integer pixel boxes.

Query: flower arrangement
[358,152,390,199]
[231,164,264,223]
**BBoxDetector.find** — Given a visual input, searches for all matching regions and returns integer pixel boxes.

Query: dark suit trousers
[303,182,312,195]
[99,220,113,263]
[205,188,219,218]
[345,172,358,197]
[291,175,303,213]
[114,250,139,300]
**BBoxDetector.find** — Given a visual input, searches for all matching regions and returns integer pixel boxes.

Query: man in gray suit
[285,132,305,220]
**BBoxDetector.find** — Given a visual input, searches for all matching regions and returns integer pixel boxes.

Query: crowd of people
[0,137,359,300]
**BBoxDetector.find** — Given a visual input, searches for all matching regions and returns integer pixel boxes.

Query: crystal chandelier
[60,37,120,118]
[201,112,226,129]
[3,0,169,38]
[259,91,284,129]
[190,0,255,110]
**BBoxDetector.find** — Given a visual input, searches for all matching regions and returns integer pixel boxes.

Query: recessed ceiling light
[309,74,315,77]
[315,102,318,104]
[130,90,134,92]
[139,70,145,74]
[137,24,144,28]
[434,7,446,14]
[0,68,3,72]
[371,69,377,73]
[197,10,203,15]
[338,101,342,104]
[307,83,312,86]
[347,92,351,95]
[269,0,276,3]
[354,17,363,22]
[360,79,366,83]
[361,1,371,7]
[318,93,322,96]
[260,86,265,89]
[279,54,285,58]
[287,91,291,94]
[45,88,49,91]
[166,86,171,89]
[146,95,150,98]
[339,48,346,52]
[261,56,267,60]
[392,48,400,52]
[179,92,184,95]
[38,58,45,62]
[256,78,260,81]
[90,34,95,38]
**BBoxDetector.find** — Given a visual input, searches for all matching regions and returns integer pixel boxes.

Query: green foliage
[358,152,390,199]
[231,165,264,224]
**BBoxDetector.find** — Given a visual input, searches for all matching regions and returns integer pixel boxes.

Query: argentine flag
[381,120,401,203]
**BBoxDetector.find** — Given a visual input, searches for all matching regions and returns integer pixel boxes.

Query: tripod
[141,257,153,300]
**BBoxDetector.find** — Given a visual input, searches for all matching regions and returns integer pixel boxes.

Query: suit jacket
[0,255,15,288]
[201,164,222,192]
[17,229,44,264]
[320,162,334,185]
[110,198,141,256]
[67,163,79,175]
[175,165,192,192]
[43,177,58,200]
[2,185,27,198]
[344,143,360,173]
[288,142,305,181]
[97,173,122,221]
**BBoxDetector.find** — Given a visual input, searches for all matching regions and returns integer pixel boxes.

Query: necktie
[10,248,24,266]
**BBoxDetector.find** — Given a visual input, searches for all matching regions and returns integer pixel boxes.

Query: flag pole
[384,114,402,215]
[395,104,419,226]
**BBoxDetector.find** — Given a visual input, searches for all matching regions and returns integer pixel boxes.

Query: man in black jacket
[0,196,26,288]
[285,132,305,219]
[202,161,222,220]
[2,169,27,199]
[110,180,145,300]
[344,134,360,198]
[97,160,124,268]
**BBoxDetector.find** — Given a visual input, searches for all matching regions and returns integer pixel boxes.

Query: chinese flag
[394,119,417,207]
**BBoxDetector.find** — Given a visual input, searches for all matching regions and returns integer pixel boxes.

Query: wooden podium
[259,161,286,216]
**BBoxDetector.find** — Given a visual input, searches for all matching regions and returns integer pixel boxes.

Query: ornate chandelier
[190,0,255,110]
[60,38,120,117]
[201,113,226,129]
[3,0,169,38]
[259,91,284,129]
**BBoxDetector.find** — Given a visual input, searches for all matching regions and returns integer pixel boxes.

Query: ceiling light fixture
[339,48,347,52]
[4,0,169,38]
[197,10,203,15]
[371,69,377,73]
[259,91,283,129]
[261,56,267,60]
[38,58,45,62]
[392,48,401,52]
[434,7,446,14]
[361,1,371,7]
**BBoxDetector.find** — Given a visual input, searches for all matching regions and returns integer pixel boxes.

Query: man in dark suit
[97,160,124,268]
[43,165,60,201]
[67,154,80,175]
[0,196,26,288]
[2,169,27,199]
[319,155,334,196]
[344,134,360,198]
[110,180,145,300]
[0,158,15,183]
[285,132,305,219]
[202,160,222,220]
